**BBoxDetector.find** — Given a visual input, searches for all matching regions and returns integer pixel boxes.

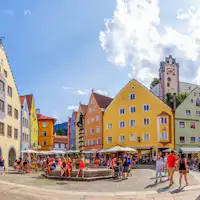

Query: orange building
[37,111,56,151]
[84,90,113,150]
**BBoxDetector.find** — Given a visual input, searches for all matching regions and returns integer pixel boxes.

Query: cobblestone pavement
[0,169,200,199]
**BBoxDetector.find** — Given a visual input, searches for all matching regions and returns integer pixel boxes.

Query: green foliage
[56,128,66,136]
[150,78,160,89]
[165,92,188,109]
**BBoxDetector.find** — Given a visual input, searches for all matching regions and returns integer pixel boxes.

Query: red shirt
[80,162,85,169]
[168,154,176,168]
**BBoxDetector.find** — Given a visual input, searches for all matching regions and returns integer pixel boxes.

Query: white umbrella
[105,146,127,153]
[123,147,137,152]
[83,149,97,154]
[38,151,54,155]
[98,149,108,153]
[66,150,79,154]
[21,149,38,154]
[50,150,66,154]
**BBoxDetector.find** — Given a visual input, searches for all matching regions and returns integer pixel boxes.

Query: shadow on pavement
[169,186,186,194]
[108,178,123,182]
[144,182,157,189]
[196,195,200,200]
[157,185,171,193]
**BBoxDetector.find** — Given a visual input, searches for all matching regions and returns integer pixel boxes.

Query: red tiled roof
[37,113,56,123]
[73,111,77,119]
[19,96,25,105]
[54,136,68,144]
[80,104,88,114]
[24,94,33,112]
[93,92,113,109]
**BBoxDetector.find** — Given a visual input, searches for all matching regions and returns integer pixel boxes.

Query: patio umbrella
[66,150,79,154]
[123,147,137,152]
[50,150,66,154]
[105,146,127,153]
[21,150,38,154]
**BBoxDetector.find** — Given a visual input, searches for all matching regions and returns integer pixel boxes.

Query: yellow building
[103,79,174,154]
[37,110,56,151]
[0,42,21,168]
[24,94,38,150]
[75,103,87,150]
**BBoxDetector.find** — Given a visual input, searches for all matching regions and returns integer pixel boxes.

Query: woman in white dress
[0,156,4,174]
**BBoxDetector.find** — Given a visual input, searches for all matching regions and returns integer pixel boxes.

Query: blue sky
[1,0,200,122]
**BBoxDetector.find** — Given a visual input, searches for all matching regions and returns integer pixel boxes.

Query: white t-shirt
[154,156,163,167]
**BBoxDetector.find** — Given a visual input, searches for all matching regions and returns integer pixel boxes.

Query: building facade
[84,90,113,151]
[24,94,38,150]
[0,43,21,168]
[37,111,56,151]
[103,79,174,153]
[53,134,68,151]
[75,103,87,150]
[69,111,77,150]
[175,87,200,149]
[20,96,30,152]
[67,117,71,150]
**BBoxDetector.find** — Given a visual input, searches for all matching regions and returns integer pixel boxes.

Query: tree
[165,92,188,109]
[56,128,65,136]
[150,78,160,89]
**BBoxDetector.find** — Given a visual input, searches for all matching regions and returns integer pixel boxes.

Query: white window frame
[143,104,150,112]
[107,136,112,144]
[96,115,100,121]
[92,117,94,123]
[96,126,100,133]
[143,133,150,141]
[160,132,168,140]
[130,106,136,113]
[89,108,92,113]
[107,123,112,130]
[186,110,191,115]
[180,136,186,143]
[43,140,47,146]
[129,119,136,127]
[160,117,168,124]
[90,128,94,134]
[119,121,125,128]
[42,131,47,136]
[196,111,200,116]
[129,93,136,100]
[96,138,100,145]
[119,135,125,142]
[179,121,185,128]
[85,129,88,135]
[130,134,136,142]
[42,122,47,127]
[119,108,125,115]
[191,136,196,143]
[87,119,90,124]
[143,118,150,125]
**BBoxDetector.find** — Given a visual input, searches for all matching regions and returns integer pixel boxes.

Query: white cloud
[4,10,14,16]
[24,10,31,15]
[99,0,200,87]
[95,89,109,96]
[67,105,79,111]
[62,86,71,90]
[73,89,90,95]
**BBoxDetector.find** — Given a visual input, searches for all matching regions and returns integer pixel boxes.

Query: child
[76,160,85,178]
[66,160,72,177]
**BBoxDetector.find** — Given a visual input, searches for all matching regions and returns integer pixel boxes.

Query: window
[42,122,47,127]
[91,99,94,104]
[107,136,112,144]
[0,80,4,91]
[96,127,100,133]
[191,99,194,103]
[119,135,125,142]
[4,70,7,78]
[0,100,4,112]
[84,141,87,146]
[92,140,95,145]
[179,121,185,128]
[144,118,150,125]
[107,123,112,129]
[87,119,90,124]
[89,108,92,113]
[160,117,168,124]
[42,131,47,136]
[96,115,100,121]
[190,122,196,129]
[130,134,136,142]
[90,128,94,134]
[120,121,125,128]
[130,106,136,113]
[14,129,18,139]
[143,133,150,141]
[7,125,12,138]
[43,140,47,146]
[7,104,12,116]
[161,132,168,140]
[0,123,4,136]
[14,109,18,119]
[119,108,125,115]
[97,138,100,145]
[38,132,40,136]
[91,117,94,123]
[93,107,96,112]
[186,110,191,115]
[180,136,185,143]
[8,86,12,97]
[58,144,61,148]
[85,129,88,135]
[167,82,170,87]
[194,92,197,96]
[196,111,200,116]
[129,93,136,100]
[129,119,136,127]
[191,137,196,143]
[143,104,150,111]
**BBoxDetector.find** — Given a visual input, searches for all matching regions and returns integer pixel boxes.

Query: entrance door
[8,148,16,167]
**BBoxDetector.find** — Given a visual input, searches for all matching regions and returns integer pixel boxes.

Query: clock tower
[159,55,180,101]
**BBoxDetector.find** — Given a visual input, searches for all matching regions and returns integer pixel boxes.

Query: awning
[131,146,153,150]
[179,147,200,153]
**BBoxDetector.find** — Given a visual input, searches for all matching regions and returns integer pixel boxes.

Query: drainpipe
[101,111,104,150]
[20,105,23,157]
[172,93,176,150]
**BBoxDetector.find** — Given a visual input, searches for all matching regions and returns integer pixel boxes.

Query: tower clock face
[167,67,176,75]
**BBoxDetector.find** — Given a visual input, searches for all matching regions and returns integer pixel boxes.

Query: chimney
[36,109,40,114]
[91,89,94,93]
[173,93,176,112]
[79,101,81,105]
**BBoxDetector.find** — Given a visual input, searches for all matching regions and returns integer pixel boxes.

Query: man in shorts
[167,150,177,186]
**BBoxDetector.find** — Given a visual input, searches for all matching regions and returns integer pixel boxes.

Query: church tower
[159,55,180,101]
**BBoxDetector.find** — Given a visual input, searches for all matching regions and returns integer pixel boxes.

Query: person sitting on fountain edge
[76,159,85,178]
